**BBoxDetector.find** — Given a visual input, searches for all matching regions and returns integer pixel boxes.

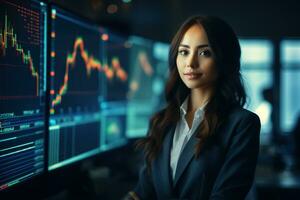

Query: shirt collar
[180,96,206,118]
[180,97,189,116]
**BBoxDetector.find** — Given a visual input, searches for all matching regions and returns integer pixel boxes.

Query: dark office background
[1,0,300,199]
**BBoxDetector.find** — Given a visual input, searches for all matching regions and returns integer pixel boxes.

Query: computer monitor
[126,36,169,138]
[48,6,103,170]
[0,0,47,191]
[100,30,129,150]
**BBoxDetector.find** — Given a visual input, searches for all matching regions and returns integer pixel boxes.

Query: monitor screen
[48,6,103,170]
[100,31,129,150]
[126,36,169,138]
[0,0,47,191]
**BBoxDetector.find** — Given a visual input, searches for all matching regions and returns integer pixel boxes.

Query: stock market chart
[48,7,102,170]
[0,0,47,191]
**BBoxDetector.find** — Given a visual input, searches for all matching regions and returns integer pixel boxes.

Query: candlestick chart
[0,0,46,103]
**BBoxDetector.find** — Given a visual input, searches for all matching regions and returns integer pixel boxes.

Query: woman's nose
[186,52,198,68]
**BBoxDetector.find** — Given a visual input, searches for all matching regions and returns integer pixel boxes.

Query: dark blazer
[133,107,261,200]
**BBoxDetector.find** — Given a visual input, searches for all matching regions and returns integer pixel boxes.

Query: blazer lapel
[173,132,199,186]
[152,126,175,196]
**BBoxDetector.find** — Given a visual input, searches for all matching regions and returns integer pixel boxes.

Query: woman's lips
[183,72,202,80]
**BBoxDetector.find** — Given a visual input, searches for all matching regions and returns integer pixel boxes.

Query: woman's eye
[199,50,212,57]
[178,49,189,56]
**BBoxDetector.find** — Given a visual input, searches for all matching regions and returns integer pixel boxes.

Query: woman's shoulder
[227,106,260,122]
[216,106,261,146]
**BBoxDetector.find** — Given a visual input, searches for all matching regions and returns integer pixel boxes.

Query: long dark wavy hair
[137,16,246,167]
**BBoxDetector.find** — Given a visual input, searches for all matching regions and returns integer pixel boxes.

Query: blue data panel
[0,0,47,191]
[126,36,169,138]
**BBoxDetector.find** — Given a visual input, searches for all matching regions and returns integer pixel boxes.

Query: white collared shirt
[170,96,205,180]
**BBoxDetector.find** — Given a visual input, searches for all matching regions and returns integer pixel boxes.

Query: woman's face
[176,24,218,91]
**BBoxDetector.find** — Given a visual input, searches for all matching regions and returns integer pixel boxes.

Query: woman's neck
[188,88,213,112]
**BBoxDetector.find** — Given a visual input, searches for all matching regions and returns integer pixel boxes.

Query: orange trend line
[51,37,128,112]
[0,13,39,96]
[138,51,153,76]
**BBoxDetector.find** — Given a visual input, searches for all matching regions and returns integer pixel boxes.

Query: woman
[125,15,261,200]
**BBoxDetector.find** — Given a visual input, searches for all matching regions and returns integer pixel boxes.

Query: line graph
[50,36,128,113]
[103,33,130,102]
[104,56,127,81]
[50,37,101,109]
[50,8,128,114]
[0,13,39,97]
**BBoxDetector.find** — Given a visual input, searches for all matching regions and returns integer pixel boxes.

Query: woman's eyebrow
[179,44,209,49]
